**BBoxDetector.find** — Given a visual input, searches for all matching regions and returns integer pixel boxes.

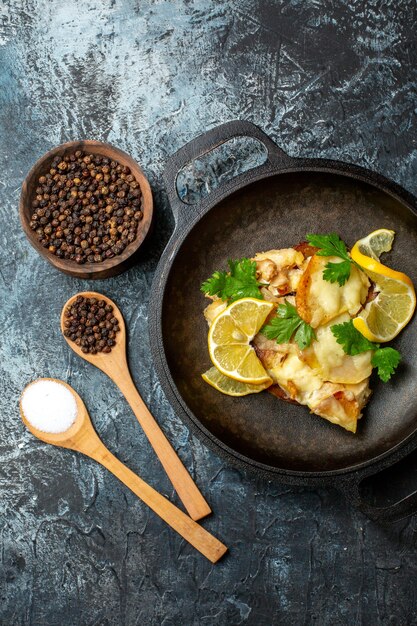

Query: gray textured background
[1,1,417,625]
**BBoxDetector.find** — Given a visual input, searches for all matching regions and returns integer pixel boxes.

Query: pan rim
[149,163,417,482]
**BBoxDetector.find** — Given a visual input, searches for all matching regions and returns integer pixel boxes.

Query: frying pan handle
[343,475,417,524]
[163,120,294,224]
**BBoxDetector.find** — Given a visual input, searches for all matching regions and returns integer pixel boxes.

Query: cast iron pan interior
[161,171,417,473]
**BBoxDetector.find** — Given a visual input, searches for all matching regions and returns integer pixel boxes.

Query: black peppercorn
[64,295,120,354]
[29,150,143,264]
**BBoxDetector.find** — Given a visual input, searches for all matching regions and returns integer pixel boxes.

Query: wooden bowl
[19,140,153,279]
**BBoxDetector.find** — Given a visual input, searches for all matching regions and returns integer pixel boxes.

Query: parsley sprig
[201,258,263,303]
[261,300,316,350]
[371,348,402,383]
[331,320,375,355]
[331,320,401,382]
[306,233,358,286]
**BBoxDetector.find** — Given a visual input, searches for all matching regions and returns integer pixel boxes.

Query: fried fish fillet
[252,247,371,433]
[203,245,373,433]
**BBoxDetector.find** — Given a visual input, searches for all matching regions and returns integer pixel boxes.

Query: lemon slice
[352,228,395,261]
[208,298,274,384]
[351,230,416,342]
[202,366,271,396]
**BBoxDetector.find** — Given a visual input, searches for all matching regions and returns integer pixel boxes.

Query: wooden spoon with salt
[60,292,211,522]
[20,379,227,563]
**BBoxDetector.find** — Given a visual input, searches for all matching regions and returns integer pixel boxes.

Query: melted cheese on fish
[296,255,370,327]
[261,344,371,432]
[252,251,372,432]
[267,349,323,400]
[302,313,373,384]
[203,246,373,432]
[308,380,371,432]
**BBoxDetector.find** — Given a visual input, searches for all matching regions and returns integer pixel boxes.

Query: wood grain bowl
[19,140,153,279]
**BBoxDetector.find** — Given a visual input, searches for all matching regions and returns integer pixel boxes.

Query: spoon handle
[90,444,227,563]
[114,370,211,521]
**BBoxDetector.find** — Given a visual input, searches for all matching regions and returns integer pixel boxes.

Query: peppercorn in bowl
[19,140,153,278]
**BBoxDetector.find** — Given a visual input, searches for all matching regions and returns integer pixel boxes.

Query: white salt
[21,379,77,433]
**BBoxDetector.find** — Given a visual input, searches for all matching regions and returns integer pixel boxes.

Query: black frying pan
[149,121,417,523]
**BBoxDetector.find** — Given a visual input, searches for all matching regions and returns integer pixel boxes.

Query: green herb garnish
[330,320,376,355]
[306,233,356,286]
[201,258,263,303]
[262,300,316,350]
[331,319,401,382]
[371,347,402,383]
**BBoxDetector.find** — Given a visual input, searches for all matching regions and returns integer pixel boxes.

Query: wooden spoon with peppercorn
[20,379,227,563]
[60,292,211,522]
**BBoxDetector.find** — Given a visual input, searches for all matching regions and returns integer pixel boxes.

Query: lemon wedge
[208,298,274,384]
[202,366,271,396]
[351,229,416,342]
[352,228,395,261]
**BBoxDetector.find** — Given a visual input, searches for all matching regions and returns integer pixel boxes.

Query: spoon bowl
[20,378,93,450]
[20,378,227,563]
[60,292,211,521]
[60,291,128,379]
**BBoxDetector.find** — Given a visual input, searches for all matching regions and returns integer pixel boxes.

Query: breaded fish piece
[252,247,373,433]
[203,246,373,432]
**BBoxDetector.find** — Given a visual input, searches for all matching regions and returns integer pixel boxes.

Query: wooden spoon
[20,379,227,563]
[61,292,211,522]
